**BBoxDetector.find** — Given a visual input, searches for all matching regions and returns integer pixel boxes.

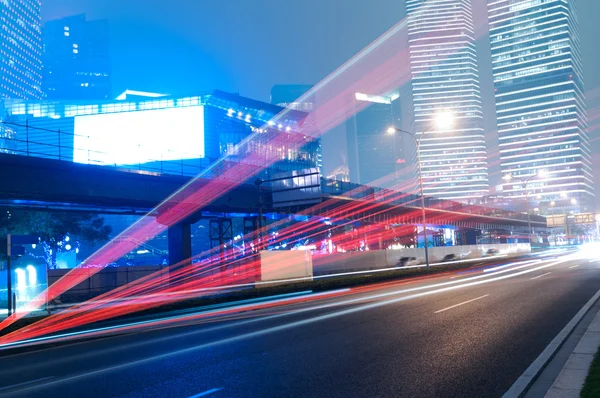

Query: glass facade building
[0,0,43,100]
[488,0,593,212]
[0,90,322,179]
[43,14,111,100]
[406,0,489,200]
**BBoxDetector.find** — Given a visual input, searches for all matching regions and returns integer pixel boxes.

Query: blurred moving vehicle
[397,256,419,267]
[441,254,457,262]
[486,248,500,256]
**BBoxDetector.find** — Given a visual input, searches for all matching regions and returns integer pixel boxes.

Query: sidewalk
[545,310,600,397]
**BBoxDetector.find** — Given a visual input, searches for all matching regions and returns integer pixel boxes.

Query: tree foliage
[0,208,111,268]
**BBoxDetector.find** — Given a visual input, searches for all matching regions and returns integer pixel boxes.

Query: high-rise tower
[406,0,489,200]
[43,14,111,100]
[488,0,593,212]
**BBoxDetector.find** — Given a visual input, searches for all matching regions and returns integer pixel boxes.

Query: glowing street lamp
[434,111,454,130]
[387,111,455,270]
[503,169,548,244]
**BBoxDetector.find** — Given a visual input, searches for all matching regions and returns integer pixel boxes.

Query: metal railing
[0,120,298,182]
[0,120,223,177]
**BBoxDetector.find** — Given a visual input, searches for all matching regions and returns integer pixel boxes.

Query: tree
[0,208,112,269]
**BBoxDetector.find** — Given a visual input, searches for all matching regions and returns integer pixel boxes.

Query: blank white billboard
[73,106,205,165]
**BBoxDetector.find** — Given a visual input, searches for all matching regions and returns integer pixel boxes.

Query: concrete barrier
[312,250,388,275]
[312,243,530,276]
[46,243,529,300]
[260,250,313,283]
[48,265,169,302]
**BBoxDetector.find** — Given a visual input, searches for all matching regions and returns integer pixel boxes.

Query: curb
[545,310,600,397]
[503,287,600,398]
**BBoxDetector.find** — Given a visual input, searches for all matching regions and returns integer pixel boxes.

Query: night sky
[42,0,600,193]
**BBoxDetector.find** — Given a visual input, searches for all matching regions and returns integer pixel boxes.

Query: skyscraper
[43,14,111,100]
[0,0,43,99]
[488,0,593,212]
[406,0,489,200]
[346,91,403,188]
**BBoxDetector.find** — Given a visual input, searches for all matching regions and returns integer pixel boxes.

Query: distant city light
[65,244,72,251]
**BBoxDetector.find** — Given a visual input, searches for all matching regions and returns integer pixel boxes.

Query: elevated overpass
[0,153,546,263]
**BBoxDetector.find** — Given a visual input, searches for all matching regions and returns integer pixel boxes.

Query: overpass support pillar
[168,221,192,266]
[465,229,480,245]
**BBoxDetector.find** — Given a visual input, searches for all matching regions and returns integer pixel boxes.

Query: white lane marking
[570,264,581,269]
[531,272,552,280]
[434,294,490,314]
[188,388,222,397]
[0,377,54,392]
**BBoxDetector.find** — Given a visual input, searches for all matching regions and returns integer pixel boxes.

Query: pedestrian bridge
[0,152,544,232]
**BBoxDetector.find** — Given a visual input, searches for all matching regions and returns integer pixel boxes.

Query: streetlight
[254,178,265,250]
[503,169,548,245]
[550,200,558,247]
[546,193,571,247]
[387,111,455,270]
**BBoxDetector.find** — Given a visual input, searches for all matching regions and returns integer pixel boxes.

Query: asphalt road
[1,250,599,398]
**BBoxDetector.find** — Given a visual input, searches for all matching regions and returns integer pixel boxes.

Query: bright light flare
[577,242,600,259]
[434,111,454,130]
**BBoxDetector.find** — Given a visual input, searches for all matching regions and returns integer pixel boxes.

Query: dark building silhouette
[42,14,111,100]
[346,91,403,188]
[270,85,314,112]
